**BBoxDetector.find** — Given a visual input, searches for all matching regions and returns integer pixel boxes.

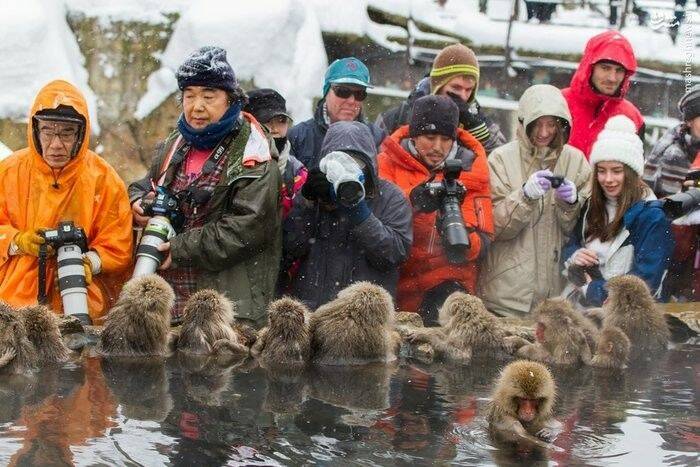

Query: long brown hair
[585,165,647,242]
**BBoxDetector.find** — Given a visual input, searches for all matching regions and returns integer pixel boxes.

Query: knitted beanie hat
[176,46,237,92]
[409,95,459,139]
[429,44,480,102]
[679,84,700,122]
[589,115,644,176]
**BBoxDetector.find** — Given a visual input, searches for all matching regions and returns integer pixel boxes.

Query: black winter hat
[245,88,291,123]
[409,95,459,139]
[176,46,237,92]
[679,84,700,122]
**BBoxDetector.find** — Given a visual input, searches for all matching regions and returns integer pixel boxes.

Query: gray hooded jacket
[284,121,413,310]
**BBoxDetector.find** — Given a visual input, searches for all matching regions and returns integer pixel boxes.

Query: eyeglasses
[332,85,367,102]
[38,126,79,143]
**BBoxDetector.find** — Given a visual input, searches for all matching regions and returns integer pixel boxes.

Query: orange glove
[14,230,47,257]
[82,256,93,285]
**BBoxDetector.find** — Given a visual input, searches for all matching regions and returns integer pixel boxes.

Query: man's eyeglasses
[38,126,79,143]
[332,85,367,102]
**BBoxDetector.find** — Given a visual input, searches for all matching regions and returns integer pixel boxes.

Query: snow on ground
[0,0,99,129]
[0,141,12,160]
[136,0,327,122]
[369,0,700,65]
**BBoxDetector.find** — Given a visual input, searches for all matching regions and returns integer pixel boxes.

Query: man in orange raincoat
[378,95,494,324]
[0,80,133,322]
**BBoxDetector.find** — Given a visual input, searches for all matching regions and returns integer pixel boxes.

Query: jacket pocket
[473,195,490,232]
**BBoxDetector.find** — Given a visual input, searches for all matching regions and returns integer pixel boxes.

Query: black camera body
[142,188,185,232]
[662,187,700,219]
[415,159,471,264]
[544,175,564,189]
[41,221,88,252]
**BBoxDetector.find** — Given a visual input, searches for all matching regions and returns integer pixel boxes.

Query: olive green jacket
[128,118,282,327]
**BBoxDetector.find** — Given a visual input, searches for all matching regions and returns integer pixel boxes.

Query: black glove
[410,181,440,213]
[301,168,332,203]
[446,92,490,144]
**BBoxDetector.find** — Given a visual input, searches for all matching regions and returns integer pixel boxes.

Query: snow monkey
[177,289,249,356]
[516,299,592,366]
[18,305,70,364]
[406,292,529,363]
[602,275,669,357]
[591,326,631,369]
[98,274,174,357]
[309,281,401,364]
[250,297,310,369]
[487,360,562,451]
[0,302,38,374]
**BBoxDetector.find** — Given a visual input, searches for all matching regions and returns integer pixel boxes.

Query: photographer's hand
[554,179,577,204]
[523,170,553,200]
[157,242,172,270]
[132,191,155,227]
[572,248,599,267]
[301,168,332,202]
[13,229,50,257]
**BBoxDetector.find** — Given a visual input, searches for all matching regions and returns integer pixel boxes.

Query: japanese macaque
[487,360,562,451]
[177,289,249,356]
[250,297,310,369]
[516,299,592,366]
[98,275,174,357]
[406,293,529,364]
[602,275,670,356]
[0,303,37,374]
[309,282,401,365]
[591,326,631,369]
[178,353,234,407]
[18,305,70,364]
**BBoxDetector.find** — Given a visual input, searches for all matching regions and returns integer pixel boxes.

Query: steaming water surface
[0,343,697,466]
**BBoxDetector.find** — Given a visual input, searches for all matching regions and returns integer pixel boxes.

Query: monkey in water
[407,292,529,364]
[309,281,401,365]
[516,299,592,366]
[98,274,174,357]
[251,297,310,369]
[487,360,562,451]
[18,305,70,364]
[0,303,38,374]
[176,289,249,355]
[591,326,631,369]
[602,275,669,357]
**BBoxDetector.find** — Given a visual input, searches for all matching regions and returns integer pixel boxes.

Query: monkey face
[516,397,540,423]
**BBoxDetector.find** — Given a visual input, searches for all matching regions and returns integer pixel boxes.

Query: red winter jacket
[562,31,644,159]
[377,126,494,313]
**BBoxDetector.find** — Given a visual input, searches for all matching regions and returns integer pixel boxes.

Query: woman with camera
[128,47,281,326]
[479,85,591,318]
[560,116,674,307]
[377,95,493,324]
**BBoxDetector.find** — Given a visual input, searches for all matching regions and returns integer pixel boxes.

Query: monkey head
[183,289,235,324]
[596,327,630,362]
[267,297,309,332]
[605,275,655,312]
[0,303,23,346]
[336,282,394,327]
[120,274,175,319]
[493,360,556,424]
[438,292,493,327]
[533,299,576,343]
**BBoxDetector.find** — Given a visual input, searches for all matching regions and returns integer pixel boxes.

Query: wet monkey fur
[251,297,311,368]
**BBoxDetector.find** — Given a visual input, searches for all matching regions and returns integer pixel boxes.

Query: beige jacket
[478,85,592,317]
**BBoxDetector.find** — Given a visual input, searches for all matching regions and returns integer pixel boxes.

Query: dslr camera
[40,221,91,324]
[411,159,471,264]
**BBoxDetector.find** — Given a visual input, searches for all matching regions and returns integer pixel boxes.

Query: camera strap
[37,243,48,305]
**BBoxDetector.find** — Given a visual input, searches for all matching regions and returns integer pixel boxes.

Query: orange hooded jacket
[0,80,133,321]
[378,126,494,313]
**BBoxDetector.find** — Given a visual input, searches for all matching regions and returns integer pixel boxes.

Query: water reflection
[0,345,695,465]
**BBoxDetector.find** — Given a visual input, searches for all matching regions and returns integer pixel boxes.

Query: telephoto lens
[439,197,471,264]
[42,221,91,325]
[133,216,176,277]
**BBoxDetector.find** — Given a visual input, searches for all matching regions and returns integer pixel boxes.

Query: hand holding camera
[445,92,490,142]
[319,151,366,208]
[553,178,577,204]
[301,168,333,203]
[14,229,50,257]
[523,170,553,199]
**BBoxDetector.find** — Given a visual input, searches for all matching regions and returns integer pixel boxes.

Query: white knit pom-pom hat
[589,115,644,176]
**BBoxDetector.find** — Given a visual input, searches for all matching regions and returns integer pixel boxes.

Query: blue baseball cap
[323,57,372,97]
